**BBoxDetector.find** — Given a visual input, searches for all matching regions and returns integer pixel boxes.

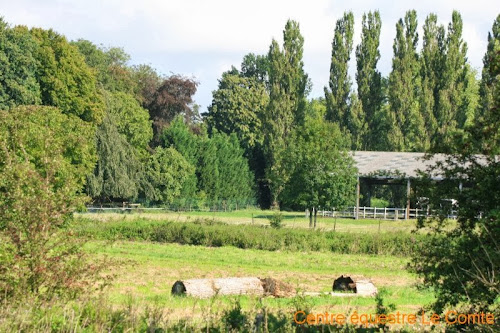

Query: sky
[1,0,498,112]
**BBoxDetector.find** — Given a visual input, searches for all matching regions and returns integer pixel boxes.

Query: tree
[356,11,383,150]
[103,90,153,155]
[388,10,427,151]
[145,147,194,204]
[346,93,367,150]
[85,114,143,202]
[211,133,255,203]
[433,11,470,152]
[240,53,269,83]
[280,116,357,228]
[263,20,309,206]
[71,39,137,94]
[30,28,103,124]
[478,14,500,124]
[147,75,198,145]
[132,64,163,107]
[206,71,268,153]
[0,105,103,300]
[0,20,40,109]
[324,11,354,126]
[162,116,200,200]
[420,14,445,145]
[409,17,500,324]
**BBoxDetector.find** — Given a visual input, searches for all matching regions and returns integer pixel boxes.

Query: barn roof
[351,151,447,179]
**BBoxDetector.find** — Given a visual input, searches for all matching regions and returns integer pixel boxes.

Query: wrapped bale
[172,277,265,298]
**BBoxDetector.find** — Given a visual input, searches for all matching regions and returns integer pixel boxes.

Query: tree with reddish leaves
[147,75,198,146]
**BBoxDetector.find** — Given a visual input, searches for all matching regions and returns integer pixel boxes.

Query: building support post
[356,176,360,220]
[406,178,411,220]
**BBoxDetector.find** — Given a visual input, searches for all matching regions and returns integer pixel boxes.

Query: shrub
[269,210,283,229]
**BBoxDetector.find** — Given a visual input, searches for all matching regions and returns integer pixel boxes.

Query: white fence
[315,207,457,220]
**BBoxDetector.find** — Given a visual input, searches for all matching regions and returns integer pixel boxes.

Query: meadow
[52,210,441,331]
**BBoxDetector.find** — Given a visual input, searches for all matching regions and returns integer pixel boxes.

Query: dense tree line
[0,18,254,208]
[0,12,497,212]
[206,10,495,208]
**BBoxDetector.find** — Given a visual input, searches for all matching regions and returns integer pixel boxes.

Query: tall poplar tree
[388,10,427,151]
[478,14,500,123]
[355,11,383,150]
[263,20,309,206]
[434,11,470,152]
[420,13,445,145]
[324,12,354,126]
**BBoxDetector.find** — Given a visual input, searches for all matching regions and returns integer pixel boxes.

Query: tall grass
[76,218,426,257]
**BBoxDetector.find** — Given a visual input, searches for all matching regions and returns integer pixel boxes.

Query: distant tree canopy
[0,11,495,211]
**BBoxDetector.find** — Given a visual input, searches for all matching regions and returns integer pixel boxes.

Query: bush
[269,210,283,229]
[0,106,108,302]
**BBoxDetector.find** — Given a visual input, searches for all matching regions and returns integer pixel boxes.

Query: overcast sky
[1,0,498,112]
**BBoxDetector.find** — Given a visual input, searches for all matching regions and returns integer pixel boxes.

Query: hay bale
[260,278,295,297]
[172,277,265,298]
[332,275,377,297]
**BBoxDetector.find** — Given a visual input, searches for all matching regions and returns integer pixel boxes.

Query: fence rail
[316,207,457,220]
[83,205,458,220]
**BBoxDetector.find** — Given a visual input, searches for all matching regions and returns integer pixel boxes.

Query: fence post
[374,207,377,219]
[384,207,387,220]
[395,209,398,220]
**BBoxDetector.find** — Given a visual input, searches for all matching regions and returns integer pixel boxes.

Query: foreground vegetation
[0,239,433,332]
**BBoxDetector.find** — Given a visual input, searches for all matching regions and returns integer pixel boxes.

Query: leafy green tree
[280,116,357,228]
[206,71,268,152]
[162,116,200,200]
[0,20,41,109]
[240,53,269,83]
[86,114,143,202]
[145,147,194,204]
[388,10,427,151]
[71,39,136,94]
[211,132,255,202]
[103,90,153,155]
[420,14,445,144]
[0,105,103,300]
[478,14,500,124]
[355,11,383,150]
[30,28,103,124]
[324,12,354,126]
[410,18,500,322]
[263,20,309,205]
[346,93,367,150]
[433,11,470,152]
[197,136,219,202]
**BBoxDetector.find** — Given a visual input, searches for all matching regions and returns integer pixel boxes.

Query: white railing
[316,207,457,220]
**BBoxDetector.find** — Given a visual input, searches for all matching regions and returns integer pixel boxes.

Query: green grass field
[76,209,436,327]
[87,240,434,323]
